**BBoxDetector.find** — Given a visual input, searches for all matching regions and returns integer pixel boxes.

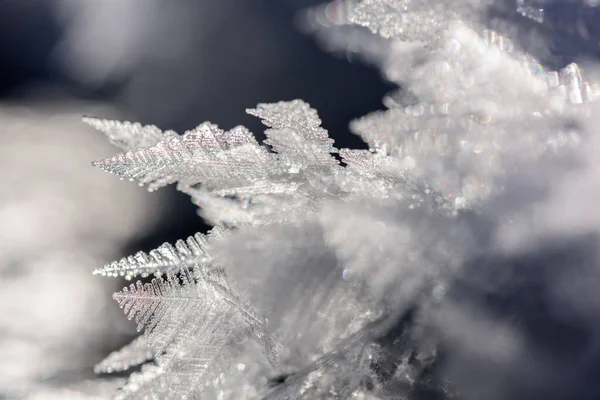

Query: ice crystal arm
[247,99,339,169]
[113,265,277,398]
[113,267,231,350]
[92,123,273,192]
[83,116,176,151]
[94,336,154,374]
[113,268,243,397]
[93,227,226,279]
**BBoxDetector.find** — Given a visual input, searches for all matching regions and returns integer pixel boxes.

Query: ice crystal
[110,265,277,398]
[82,116,176,151]
[341,0,599,210]
[83,0,600,399]
[93,99,422,227]
[93,227,226,279]
[94,336,154,374]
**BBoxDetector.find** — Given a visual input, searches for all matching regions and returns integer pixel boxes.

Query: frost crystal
[111,266,277,398]
[92,122,271,193]
[94,227,225,279]
[94,336,154,374]
[83,116,176,151]
[84,0,600,399]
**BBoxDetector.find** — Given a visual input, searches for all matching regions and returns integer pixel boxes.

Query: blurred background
[0,0,391,397]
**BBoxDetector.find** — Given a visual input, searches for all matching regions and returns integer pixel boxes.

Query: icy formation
[82,116,176,151]
[86,1,600,399]
[93,227,226,280]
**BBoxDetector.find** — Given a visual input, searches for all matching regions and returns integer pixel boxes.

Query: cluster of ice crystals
[349,0,467,44]
[92,99,429,228]
[84,0,600,399]
[332,0,598,210]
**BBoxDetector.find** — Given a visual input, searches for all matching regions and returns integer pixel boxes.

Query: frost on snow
[84,0,600,399]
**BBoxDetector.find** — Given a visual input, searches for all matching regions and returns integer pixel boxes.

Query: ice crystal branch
[93,226,226,279]
[94,336,154,374]
[92,122,271,193]
[110,265,277,398]
[83,116,176,151]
